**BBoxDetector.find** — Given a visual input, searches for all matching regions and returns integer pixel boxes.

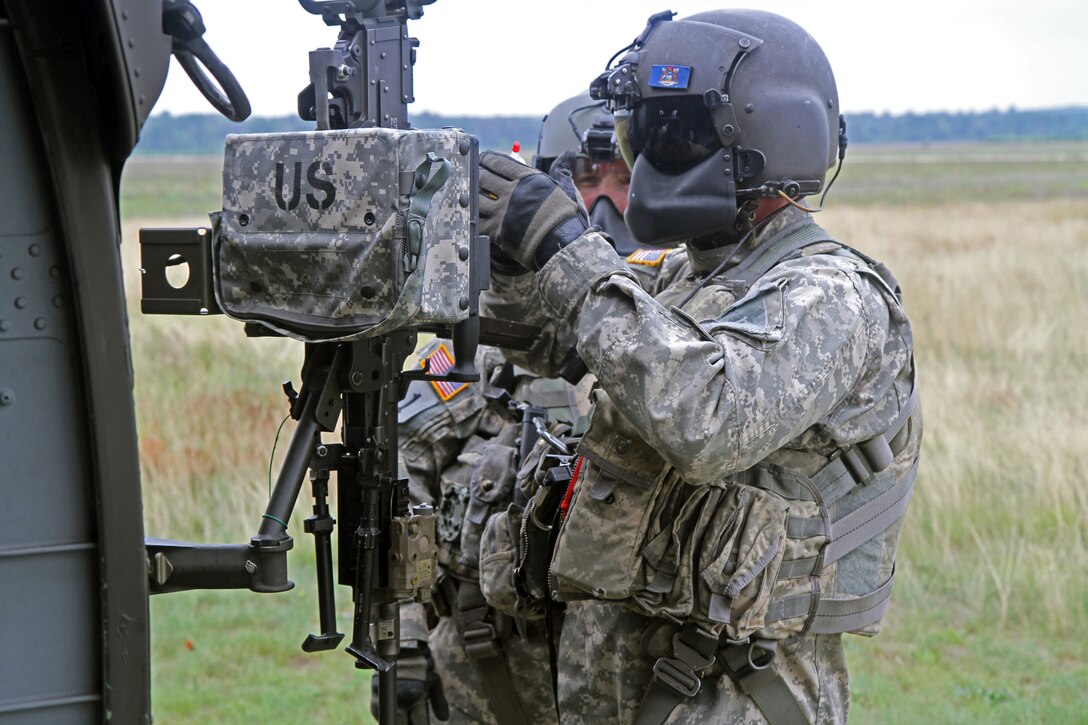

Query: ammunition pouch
[517,459,571,606]
[477,502,524,616]
[459,439,519,572]
[476,421,579,621]
[212,127,480,341]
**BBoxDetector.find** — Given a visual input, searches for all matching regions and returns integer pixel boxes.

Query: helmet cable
[776,113,848,214]
[566,101,606,139]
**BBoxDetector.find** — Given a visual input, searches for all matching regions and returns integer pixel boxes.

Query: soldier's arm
[480,241,678,377]
[480,270,580,378]
[531,232,905,484]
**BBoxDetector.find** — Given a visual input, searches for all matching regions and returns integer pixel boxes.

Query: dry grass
[820,199,1088,638]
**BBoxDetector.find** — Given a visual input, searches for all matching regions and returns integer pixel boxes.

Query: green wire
[268,413,291,497]
[262,513,288,529]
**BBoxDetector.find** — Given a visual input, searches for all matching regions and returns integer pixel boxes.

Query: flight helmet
[591,9,843,245]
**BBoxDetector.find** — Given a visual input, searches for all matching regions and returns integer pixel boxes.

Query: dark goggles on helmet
[582,118,619,162]
[616,96,722,174]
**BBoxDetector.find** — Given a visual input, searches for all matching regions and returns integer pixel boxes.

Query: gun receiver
[297,0,437,130]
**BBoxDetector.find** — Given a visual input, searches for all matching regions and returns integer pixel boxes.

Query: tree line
[135,106,1088,157]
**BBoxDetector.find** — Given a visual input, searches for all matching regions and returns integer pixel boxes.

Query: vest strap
[777,555,820,580]
[787,516,826,539]
[633,624,719,725]
[454,582,532,724]
[728,221,835,296]
[721,640,811,725]
[808,566,897,634]
[824,457,919,566]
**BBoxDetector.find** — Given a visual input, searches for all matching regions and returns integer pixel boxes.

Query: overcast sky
[154,0,1088,119]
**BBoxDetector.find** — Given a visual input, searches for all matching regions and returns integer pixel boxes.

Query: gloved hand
[369,643,450,724]
[479,151,589,271]
[547,150,583,208]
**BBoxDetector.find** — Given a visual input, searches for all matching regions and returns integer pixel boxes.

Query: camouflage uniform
[398,343,584,725]
[398,249,672,724]
[480,206,921,724]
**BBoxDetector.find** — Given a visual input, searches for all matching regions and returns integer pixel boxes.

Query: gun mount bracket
[140,227,221,316]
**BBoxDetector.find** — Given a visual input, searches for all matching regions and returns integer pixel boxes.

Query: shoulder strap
[830,245,903,304]
[454,581,532,724]
[728,220,905,310]
[727,220,835,295]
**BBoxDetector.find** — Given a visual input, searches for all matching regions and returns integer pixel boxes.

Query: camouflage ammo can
[213,127,479,341]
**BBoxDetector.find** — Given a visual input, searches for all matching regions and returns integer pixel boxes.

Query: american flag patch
[626,248,671,266]
[422,343,469,401]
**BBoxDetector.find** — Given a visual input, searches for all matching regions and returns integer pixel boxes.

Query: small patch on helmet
[648,65,691,89]
[626,248,672,266]
[422,342,469,401]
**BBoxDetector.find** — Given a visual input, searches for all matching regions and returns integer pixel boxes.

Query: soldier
[476,9,921,725]
[389,93,666,724]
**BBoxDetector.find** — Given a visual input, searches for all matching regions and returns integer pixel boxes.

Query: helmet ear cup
[734,89,834,187]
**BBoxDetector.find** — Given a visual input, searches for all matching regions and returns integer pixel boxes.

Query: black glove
[489,243,530,276]
[479,151,589,271]
[369,643,450,724]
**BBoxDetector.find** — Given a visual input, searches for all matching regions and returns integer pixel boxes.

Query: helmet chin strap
[688,198,760,250]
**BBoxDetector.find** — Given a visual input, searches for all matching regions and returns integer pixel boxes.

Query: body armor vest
[546,221,921,642]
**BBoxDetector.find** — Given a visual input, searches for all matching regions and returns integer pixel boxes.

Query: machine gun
[139,2,534,721]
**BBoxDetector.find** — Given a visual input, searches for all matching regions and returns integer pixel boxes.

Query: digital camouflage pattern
[558,601,850,724]
[214,127,476,341]
[396,243,669,723]
[398,340,588,725]
[426,615,559,725]
[480,206,921,723]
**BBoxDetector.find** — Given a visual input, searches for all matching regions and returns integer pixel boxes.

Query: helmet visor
[619,96,721,173]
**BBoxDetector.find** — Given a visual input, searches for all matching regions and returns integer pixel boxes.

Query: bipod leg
[302,443,345,652]
[376,600,401,725]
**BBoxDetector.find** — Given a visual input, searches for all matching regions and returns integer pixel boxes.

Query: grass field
[120,140,1088,723]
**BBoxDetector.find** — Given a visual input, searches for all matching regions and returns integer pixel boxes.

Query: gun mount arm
[145,538,293,595]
